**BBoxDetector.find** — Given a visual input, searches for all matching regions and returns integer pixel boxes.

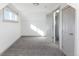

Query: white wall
[21,12,48,36]
[75,8,79,56]
[46,13,54,38]
[0,3,8,10]
[0,4,21,54]
[13,3,63,37]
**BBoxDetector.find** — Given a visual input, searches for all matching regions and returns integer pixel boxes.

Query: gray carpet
[2,37,65,56]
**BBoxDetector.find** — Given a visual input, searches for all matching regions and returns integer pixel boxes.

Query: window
[3,7,18,22]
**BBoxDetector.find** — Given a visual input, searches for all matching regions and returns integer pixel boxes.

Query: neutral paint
[0,4,21,55]
[0,3,79,56]
[13,3,64,37]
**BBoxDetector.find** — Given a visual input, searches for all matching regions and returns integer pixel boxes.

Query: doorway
[53,8,60,46]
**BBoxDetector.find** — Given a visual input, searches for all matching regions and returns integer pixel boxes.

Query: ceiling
[13,3,64,14]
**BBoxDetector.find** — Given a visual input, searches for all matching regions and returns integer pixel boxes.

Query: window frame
[3,6,18,23]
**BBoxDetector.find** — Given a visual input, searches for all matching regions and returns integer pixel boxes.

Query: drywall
[21,12,48,36]
[46,13,54,38]
[13,3,63,37]
[75,8,79,56]
[0,4,21,54]
[0,3,8,10]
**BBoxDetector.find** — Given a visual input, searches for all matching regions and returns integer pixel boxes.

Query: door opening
[53,8,60,46]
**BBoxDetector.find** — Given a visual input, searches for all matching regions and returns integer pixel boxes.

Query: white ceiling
[13,3,64,14]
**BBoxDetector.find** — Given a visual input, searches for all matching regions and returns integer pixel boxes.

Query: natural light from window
[4,7,18,22]
[30,24,45,36]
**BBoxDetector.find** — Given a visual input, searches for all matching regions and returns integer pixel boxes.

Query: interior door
[62,6,75,56]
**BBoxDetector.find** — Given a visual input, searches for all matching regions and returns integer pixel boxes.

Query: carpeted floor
[2,37,65,56]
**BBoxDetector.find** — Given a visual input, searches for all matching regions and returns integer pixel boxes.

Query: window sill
[3,20,18,23]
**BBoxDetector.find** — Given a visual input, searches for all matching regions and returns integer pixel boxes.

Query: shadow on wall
[30,24,45,36]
